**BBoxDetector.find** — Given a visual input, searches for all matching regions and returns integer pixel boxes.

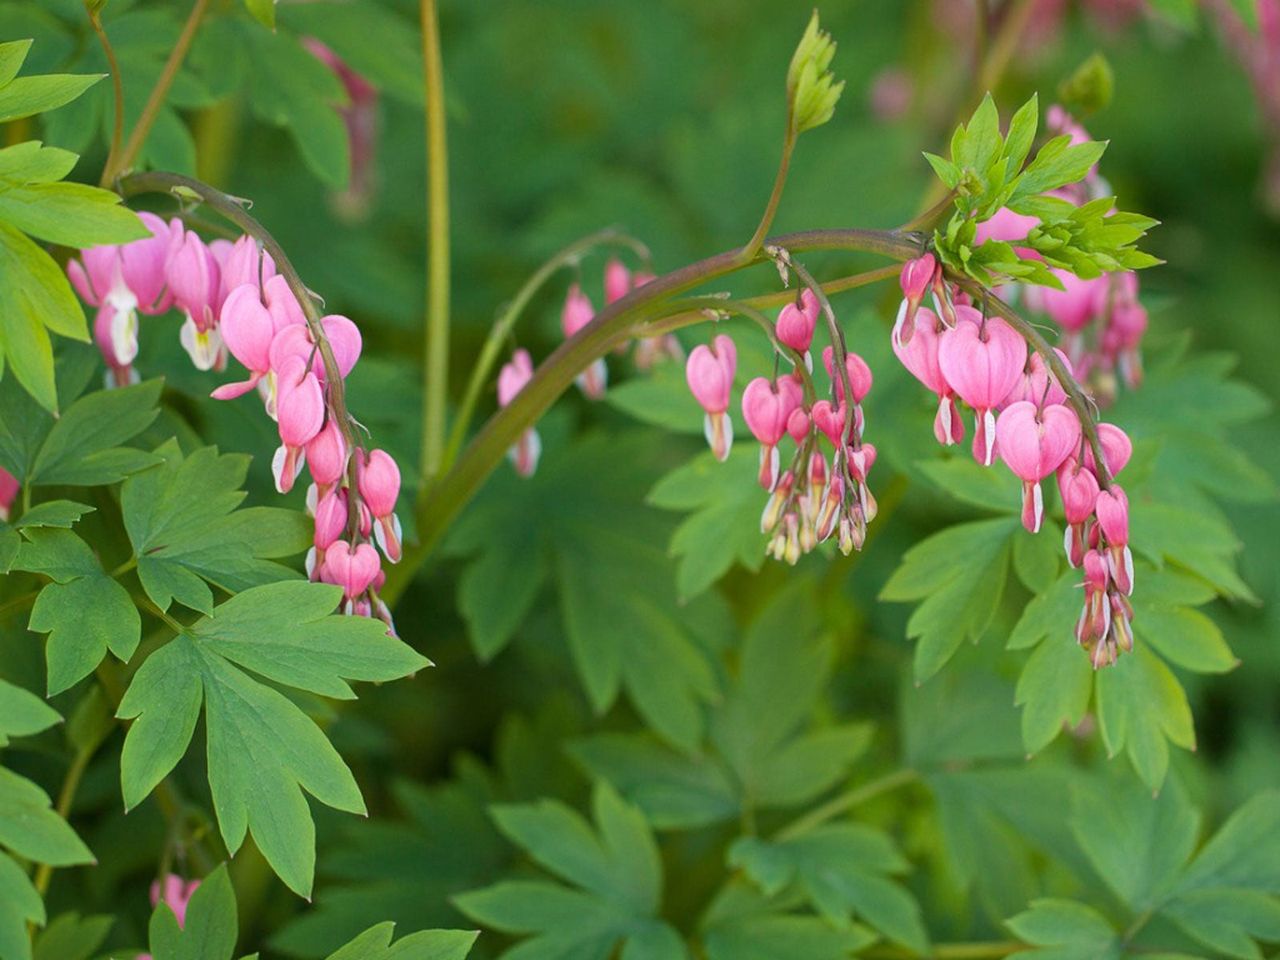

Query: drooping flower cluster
[68,224,402,633]
[894,252,1138,668]
[496,256,669,478]
[685,288,878,562]
[138,873,200,957]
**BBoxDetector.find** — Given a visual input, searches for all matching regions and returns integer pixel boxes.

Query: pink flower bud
[150,874,200,929]
[685,335,736,414]
[166,231,219,329]
[273,356,325,494]
[895,254,936,337]
[604,258,631,304]
[306,419,349,489]
[561,283,594,338]
[220,235,276,300]
[1056,458,1100,525]
[810,399,849,447]
[937,309,1028,465]
[323,540,381,599]
[848,443,877,482]
[357,449,400,519]
[313,489,350,551]
[776,289,819,354]
[821,346,873,405]
[741,377,802,447]
[1082,423,1132,479]
[785,406,810,444]
[498,349,535,407]
[1095,486,1129,547]
[211,284,276,400]
[0,468,18,523]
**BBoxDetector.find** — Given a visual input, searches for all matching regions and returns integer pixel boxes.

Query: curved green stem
[740,119,797,262]
[381,227,924,603]
[104,0,209,183]
[86,4,125,190]
[419,0,452,484]
[442,228,649,469]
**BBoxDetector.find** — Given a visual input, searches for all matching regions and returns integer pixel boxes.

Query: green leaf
[31,912,114,960]
[729,825,928,954]
[28,379,162,485]
[0,767,95,866]
[1004,899,1121,960]
[701,885,876,960]
[118,582,423,897]
[0,178,148,247]
[148,864,238,960]
[325,924,479,960]
[243,0,276,29]
[29,571,139,695]
[1007,571,1080,651]
[456,783,683,960]
[0,40,32,88]
[880,517,1018,682]
[649,447,766,600]
[122,442,312,615]
[0,74,102,124]
[1094,645,1196,792]
[1058,54,1114,116]
[1014,637,1093,756]
[0,677,61,746]
[13,499,94,529]
[0,220,89,413]
[0,853,45,960]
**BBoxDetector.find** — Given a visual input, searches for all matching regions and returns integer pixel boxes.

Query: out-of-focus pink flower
[686,334,736,461]
[0,468,18,522]
[498,349,541,477]
[302,38,380,221]
[869,67,913,121]
[150,874,200,928]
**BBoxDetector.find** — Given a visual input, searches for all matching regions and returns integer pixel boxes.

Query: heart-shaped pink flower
[323,540,382,599]
[776,289,819,354]
[937,310,1027,465]
[996,401,1081,532]
[742,376,803,446]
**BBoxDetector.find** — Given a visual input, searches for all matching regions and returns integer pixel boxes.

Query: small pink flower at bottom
[150,874,201,928]
[323,540,382,607]
[357,449,402,563]
[995,400,1082,532]
[1057,457,1100,567]
[272,356,326,494]
[306,419,349,502]
[1095,486,1133,595]
[893,254,937,346]
[498,349,541,477]
[937,310,1027,465]
[685,334,736,462]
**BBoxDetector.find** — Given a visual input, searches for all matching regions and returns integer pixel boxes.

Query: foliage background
[1,0,1277,957]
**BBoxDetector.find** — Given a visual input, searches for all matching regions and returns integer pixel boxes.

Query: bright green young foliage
[728,825,928,954]
[30,911,113,960]
[447,431,723,752]
[13,527,139,695]
[0,40,147,412]
[571,580,872,830]
[117,582,430,898]
[121,440,312,615]
[455,782,686,960]
[786,12,844,134]
[925,94,1158,291]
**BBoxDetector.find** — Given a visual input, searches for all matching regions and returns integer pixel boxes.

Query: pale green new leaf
[1003,899,1121,960]
[324,923,479,960]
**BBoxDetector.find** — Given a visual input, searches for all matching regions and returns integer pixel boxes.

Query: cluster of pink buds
[69,228,401,634]
[138,873,200,955]
[687,287,877,563]
[894,253,1139,668]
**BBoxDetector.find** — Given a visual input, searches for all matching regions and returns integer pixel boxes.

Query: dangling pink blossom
[272,356,325,494]
[604,258,631,304]
[742,376,803,489]
[822,346,873,407]
[219,235,276,300]
[357,449,402,563]
[302,38,381,221]
[776,289,820,355]
[937,308,1027,465]
[1057,457,1100,567]
[322,540,382,607]
[685,334,736,461]
[810,399,850,447]
[1001,348,1071,408]
[167,230,226,371]
[0,468,18,522]
[893,253,937,346]
[561,283,606,399]
[893,307,964,446]
[785,405,810,445]
[150,874,200,928]
[306,419,349,502]
[498,349,541,477]
[268,314,362,383]
[995,400,1082,532]
[212,284,276,401]
[1095,486,1133,595]
[93,303,140,388]
[1077,549,1113,665]
[847,442,877,482]
[1082,423,1132,479]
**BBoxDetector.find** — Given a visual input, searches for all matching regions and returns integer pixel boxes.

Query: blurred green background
[5,0,1277,953]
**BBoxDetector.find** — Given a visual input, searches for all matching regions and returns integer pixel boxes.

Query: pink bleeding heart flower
[219,235,276,300]
[894,253,937,346]
[498,349,540,477]
[562,283,606,398]
[0,468,18,523]
[1082,423,1132,479]
[167,231,225,371]
[273,356,326,494]
[686,334,736,461]
[1024,269,1106,333]
[1077,549,1113,655]
[604,258,631,304]
[302,38,381,221]
[848,442,877,482]
[810,399,850,447]
[937,308,1027,465]
[1095,485,1133,595]
[323,540,382,602]
[776,289,820,354]
[358,448,402,563]
[995,400,1082,532]
[785,405,810,444]
[822,346,873,406]
[742,376,803,489]
[313,489,351,552]
[974,207,1040,247]
[150,874,201,929]
[306,418,349,500]
[268,314,362,383]
[264,274,307,330]
[1002,348,1072,409]
[211,284,277,401]
[93,302,140,388]
[892,307,965,446]
[1057,456,1101,567]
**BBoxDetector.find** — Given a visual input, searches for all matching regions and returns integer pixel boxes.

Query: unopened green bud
[787,11,844,134]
